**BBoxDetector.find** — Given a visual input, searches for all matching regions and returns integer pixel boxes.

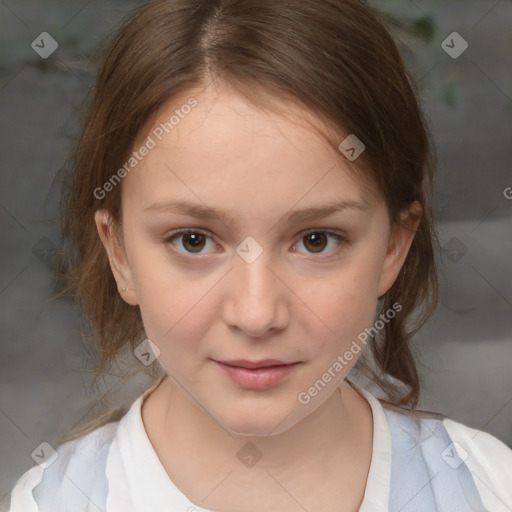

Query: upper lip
[215,359,298,369]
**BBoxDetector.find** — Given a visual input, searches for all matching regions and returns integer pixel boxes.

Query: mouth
[212,359,300,390]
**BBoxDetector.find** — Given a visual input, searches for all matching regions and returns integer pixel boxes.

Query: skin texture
[95,83,421,511]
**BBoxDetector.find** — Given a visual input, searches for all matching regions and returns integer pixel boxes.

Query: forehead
[122,84,381,218]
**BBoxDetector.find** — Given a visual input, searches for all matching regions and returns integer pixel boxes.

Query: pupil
[184,233,205,252]
[305,233,326,253]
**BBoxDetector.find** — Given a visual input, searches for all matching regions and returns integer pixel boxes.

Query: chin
[225,419,284,437]
[216,402,301,437]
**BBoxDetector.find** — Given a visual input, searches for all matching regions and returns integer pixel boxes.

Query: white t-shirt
[4,379,512,511]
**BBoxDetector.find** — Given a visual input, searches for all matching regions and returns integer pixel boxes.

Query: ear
[377,201,422,298]
[94,209,139,306]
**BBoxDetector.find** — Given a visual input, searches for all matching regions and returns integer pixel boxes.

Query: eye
[292,229,349,256]
[164,229,218,256]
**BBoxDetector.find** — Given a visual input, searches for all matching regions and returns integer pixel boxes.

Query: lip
[213,359,300,389]
[217,359,294,369]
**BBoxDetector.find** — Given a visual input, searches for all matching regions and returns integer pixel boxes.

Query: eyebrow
[144,198,371,226]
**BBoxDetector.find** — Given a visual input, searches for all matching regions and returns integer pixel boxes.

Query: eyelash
[162,228,349,260]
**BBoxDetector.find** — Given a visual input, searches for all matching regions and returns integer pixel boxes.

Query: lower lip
[214,361,299,389]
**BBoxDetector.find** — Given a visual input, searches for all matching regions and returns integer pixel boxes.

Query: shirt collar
[355,385,391,511]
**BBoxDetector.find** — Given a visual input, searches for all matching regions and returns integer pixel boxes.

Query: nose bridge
[225,235,286,335]
[235,235,278,302]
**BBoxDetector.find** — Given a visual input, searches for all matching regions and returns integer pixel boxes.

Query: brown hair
[56,0,439,443]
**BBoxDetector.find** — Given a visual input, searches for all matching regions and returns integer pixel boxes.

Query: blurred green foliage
[382,13,437,44]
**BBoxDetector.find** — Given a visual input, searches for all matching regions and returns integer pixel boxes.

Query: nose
[223,245,289,338]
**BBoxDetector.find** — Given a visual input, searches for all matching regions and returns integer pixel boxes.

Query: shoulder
[442,417,512,509]
[4,420,119,512]
[383,405,512,510]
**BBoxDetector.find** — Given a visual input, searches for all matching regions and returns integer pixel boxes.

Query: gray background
[1,0,511,502]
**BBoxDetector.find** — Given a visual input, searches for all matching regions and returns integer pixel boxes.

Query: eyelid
[299,227,348,240]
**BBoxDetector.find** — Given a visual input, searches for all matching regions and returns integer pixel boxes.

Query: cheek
[321,256,382,323]
[136,287,210,379]
[127,245,215,360]
[138,280,211,343]
[302,252,384,359]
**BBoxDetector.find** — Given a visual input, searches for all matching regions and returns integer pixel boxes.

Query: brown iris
[302,232,327,253]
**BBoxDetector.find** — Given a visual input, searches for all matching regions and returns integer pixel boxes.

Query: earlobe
[94,209,139,305]
[377,201,422,298]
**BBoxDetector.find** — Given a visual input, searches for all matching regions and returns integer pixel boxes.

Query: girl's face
[96,85,420,436]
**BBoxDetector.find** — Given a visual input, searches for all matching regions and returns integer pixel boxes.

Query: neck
[145,374,372,472]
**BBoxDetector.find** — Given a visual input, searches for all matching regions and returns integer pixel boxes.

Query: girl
[4,0,512,510]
